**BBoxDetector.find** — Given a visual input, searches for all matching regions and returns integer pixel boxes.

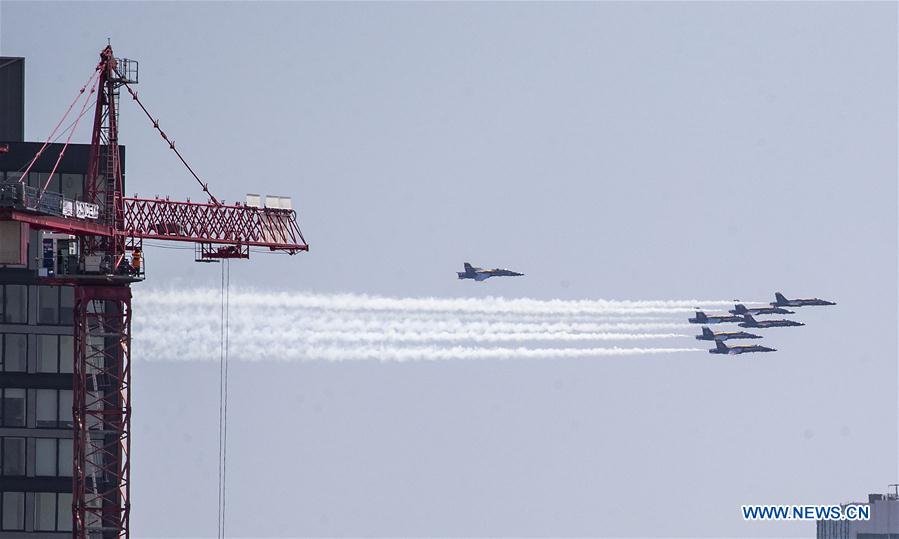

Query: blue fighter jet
[688,311,743,324]
[457,262,524,282]
[770,292,836,307]
[696,327,763,342]
[729,303,794,316]
[709,340,776,355]
[738,314,804,329]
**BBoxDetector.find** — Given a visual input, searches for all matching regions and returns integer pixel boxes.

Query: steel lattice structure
[122,197,305,250]
[72,286,132,538]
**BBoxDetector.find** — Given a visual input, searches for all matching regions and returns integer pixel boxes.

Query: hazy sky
[1,1,896,537]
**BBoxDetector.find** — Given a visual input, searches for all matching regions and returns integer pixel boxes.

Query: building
[0,56,124,535]
[817,487,899,539]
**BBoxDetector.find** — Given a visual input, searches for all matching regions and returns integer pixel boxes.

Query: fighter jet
[457,262,524,281]
[709,340,776,355]
[688,311,743,324]
[695,326,763,342]
[738,314,804,329]
[729,303,794,316]
[770,292,836,307]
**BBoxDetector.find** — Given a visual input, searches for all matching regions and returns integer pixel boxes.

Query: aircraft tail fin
[775,292,788,303]
[734,304,748,314]
[464,263,474,272]
[744,314,757,323]
[716,340,728,352]
[694,311,707,322]
[701,327,713,338]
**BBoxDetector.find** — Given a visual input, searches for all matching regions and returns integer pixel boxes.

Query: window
[1,389,25,427]
[35,438,56,476]
[35,389,72,429]
[59,390,73,428]
[34,335,73,373]
[35,491,71,531]
[60,335,74,374]
[34,438,72,477]
[1,491,24,530]
[2,333,27,372]
[1,437,25,476]
[36,389,58,428]
[37,335,59,373]
[34,492,57,531]
[57,493,73,532]
[61,173,82,199]
[58,438,73,477]
[60,286,74,324]
[4,285,27,323]
[38,285,59,324]
[33,172,60,194]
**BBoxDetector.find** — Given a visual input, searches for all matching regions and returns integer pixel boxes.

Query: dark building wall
[0,58,25,142]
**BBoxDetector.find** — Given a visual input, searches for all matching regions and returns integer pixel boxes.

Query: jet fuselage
[457,263,524,281]
[729,304,794,316]
[709,341,776,354]
[696,327,763,341]
[688,311,743,324]
[738,314,804,329]
[770,292,836,307]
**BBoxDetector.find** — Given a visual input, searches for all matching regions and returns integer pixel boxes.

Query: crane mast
[0,45,308,538]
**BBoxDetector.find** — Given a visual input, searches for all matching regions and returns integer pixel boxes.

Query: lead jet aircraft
[695,327,763,342]
[770,292,836,307]
[688,311,743,324]
[729,303,794,316]
[457,262,524,281]
[709,340,776,355]
[738,314,804,329]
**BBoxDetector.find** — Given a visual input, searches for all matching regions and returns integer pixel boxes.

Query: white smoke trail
[277,330,688,344]
[133,339,703,362]
[137,311,690,334]
[293,345,706,362]
[136,288,743,316]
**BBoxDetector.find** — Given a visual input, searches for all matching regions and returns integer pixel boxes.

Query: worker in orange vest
[132,249,142,273]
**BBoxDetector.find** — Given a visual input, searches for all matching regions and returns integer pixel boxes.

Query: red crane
[0,45,308,537]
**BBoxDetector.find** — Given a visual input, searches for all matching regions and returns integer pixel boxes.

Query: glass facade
[0,281,78,534]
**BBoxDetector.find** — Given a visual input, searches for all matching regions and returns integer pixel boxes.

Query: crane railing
[122,197,308,253]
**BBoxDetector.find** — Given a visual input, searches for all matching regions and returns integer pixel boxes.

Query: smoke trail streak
[136,311,690,335]
[292,345,705,362]
[298,331,688,344]
[136,288,748,316]
[133,335,704,362]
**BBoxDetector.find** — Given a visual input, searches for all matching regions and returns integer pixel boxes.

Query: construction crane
[0,45,308,537]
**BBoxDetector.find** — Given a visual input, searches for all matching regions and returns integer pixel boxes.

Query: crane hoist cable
[218,259,231,538]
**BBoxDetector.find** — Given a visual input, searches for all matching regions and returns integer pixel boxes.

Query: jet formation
[690,292,835,355]
[457,262,524,282]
